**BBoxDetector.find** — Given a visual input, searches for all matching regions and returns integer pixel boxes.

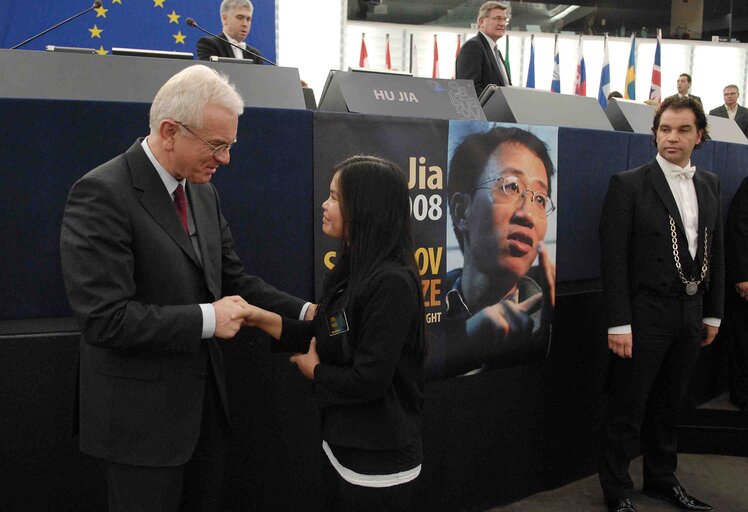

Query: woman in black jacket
[236,155,426,511]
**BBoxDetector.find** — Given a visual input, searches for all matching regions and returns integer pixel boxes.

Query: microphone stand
[12,1,102,50]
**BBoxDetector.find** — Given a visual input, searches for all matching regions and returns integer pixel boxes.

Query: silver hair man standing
[60,64,311,511]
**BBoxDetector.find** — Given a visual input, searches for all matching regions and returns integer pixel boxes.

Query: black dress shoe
[606,498,636,512]
[643,484,713,511]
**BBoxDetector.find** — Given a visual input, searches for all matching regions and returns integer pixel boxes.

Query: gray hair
[478,1,507,21]
[149,65,244,133]
[220,0,253,17]
[725,84,740,93]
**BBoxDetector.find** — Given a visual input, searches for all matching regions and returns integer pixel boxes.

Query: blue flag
[597,35,610,108]
[0,0,276,62]
[526,35,535,89]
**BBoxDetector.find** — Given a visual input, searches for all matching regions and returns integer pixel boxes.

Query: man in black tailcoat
[598,96,722,512]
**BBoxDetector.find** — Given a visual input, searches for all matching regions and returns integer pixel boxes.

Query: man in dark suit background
[60,64,311,511]
[709,84,748,138]
[196,0,263,63]
[724,176,748,410]
[598,96,722,512]
[673,73,701,104]
[455,1,512,97]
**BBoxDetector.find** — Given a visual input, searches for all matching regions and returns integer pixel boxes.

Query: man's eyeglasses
[488,15,510,25]
[473,175,555,216]
[175,121,235,159]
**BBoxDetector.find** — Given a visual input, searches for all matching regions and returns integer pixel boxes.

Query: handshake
[212,295,256,339]
[212,296,319,379]
[212,296,316,340]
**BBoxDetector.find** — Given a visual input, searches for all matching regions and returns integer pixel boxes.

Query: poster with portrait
[313,114,558,380]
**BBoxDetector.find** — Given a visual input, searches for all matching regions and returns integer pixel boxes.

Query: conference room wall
[277,3,748,111]
[340,23,748,112]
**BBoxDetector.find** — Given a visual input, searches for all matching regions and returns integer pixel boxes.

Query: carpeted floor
[487,453,748,511]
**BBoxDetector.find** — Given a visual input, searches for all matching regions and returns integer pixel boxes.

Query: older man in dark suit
[455,1,512,97]
[709,84,748,138]
[196,0,264,63]
[599,96,722,512]
[60,64,310,511]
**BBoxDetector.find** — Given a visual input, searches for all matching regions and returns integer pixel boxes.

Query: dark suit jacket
[279,265,424,451]
[726,176,748,284]
[455,32,510,97]
[599,159,724,329]
[60,140,304,467]
[196,33,263,63]
[709,104,748,137]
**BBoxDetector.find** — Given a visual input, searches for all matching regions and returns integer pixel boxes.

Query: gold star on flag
[173,31,186,44]
[88,25,103,38]
[112,0,122,3]
[167,10,180,24]
[96,45,109,55]
[154,0,165,7]
[95,5,108,17]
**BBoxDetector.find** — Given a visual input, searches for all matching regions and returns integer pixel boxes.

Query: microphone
[12,1,102,50]
[186,17,277,66]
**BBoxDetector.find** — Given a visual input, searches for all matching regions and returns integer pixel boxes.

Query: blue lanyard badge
[326,310,350,336]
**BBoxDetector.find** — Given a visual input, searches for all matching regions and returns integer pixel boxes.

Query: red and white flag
[432,34,439,79]
[359,33,369,68]
[385,34,392,70]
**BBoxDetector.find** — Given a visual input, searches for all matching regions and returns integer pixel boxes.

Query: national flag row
[357,30,664,109]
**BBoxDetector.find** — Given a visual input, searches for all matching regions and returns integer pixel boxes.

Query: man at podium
[197,0,264,63]
[456,1,512,97]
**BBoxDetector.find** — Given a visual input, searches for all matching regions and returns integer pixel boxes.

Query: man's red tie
[173,183,189,234]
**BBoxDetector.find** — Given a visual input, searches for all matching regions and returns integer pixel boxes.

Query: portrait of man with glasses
[426,125,556,379]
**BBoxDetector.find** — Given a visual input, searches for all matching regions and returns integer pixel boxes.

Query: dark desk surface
[0,48,306,109]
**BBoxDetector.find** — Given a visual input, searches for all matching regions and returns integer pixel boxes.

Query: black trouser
[106,362,230,512]
[599,293,704,502]
[321,458,417,512]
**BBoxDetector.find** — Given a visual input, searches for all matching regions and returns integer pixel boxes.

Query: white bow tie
[671,166,695,180]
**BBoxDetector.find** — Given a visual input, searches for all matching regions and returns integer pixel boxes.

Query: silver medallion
[686,282,698,296]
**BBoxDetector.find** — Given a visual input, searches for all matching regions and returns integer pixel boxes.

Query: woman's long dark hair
[320,155,424,356]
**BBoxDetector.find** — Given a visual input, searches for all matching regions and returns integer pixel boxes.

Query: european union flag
[0,0,275,61]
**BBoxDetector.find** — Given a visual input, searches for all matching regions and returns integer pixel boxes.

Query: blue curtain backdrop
[0,0,276,62]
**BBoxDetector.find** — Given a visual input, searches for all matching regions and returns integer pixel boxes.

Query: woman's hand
[231,304,282,340]
[290,338,320,380]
